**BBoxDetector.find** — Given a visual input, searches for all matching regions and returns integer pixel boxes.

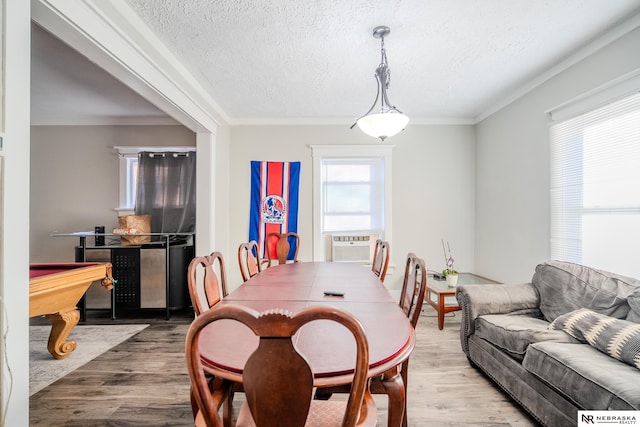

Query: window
[124,155,139,209]
[550,91,640,278]
[311,145,393,262]
[115,146,195,211]
[321,158,384,233]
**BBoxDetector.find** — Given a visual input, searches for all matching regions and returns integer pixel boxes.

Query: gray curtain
[134,151,196,234]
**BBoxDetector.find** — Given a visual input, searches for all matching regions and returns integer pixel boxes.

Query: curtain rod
[147,152,191,158]
[114,146,196,157]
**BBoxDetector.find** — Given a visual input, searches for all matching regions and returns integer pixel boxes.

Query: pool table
[29,263,113,360]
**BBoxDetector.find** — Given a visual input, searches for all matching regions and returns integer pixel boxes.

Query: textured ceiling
[31,0,640,125]
[123,0,640,123]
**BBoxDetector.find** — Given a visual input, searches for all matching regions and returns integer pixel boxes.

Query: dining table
[196,261,416,426]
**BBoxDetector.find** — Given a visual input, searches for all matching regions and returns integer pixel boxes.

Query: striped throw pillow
[549,308,640,369]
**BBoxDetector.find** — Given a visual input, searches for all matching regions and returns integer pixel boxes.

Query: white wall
[193,124,232,259]
[475,26,640,283]
[2,2,31,425]
[30,125,195,263]
[229,124,475,292]
[214,124,231,260]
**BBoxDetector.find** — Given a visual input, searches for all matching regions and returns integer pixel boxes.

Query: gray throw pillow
[550,308,640,369]
[532,261,640,322]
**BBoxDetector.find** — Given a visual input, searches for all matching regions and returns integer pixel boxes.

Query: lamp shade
[356,112,410,140]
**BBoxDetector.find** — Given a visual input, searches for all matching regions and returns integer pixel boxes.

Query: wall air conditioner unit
[331,234,371,263]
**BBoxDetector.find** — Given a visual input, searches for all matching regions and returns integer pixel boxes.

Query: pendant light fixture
[351,25,409,141]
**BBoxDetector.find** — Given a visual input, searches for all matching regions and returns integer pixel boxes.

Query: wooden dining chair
[392,253,427,427]
[185,304,377,427]
[238,241,262,282]
[265,232,300,266]
[398,253,428,328]
[187,252,228,316]
[187,251,240,426]
[371,239,390,281]
[316,252,427,427]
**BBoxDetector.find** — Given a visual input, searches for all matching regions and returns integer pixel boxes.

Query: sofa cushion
[627,293,640,323]
[523,341,640,410]
[475,314,578,361]
[550,308,640,369]
[531,261,640,322]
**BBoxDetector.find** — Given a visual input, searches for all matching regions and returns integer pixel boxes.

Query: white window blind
[321,158,384,233]
[550,91,640,278]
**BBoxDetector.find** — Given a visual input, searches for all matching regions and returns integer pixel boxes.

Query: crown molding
[476,9,640,123]
[229,116,476,126]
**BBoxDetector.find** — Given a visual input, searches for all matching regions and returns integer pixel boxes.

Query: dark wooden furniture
[187,252,227,316]
[388,253,427,427]
[372,239,390,281]
[237,241,262,282]
[316,253,428,427]
[29,263,113,359]
[196,262,415,427]
[186,304,378,426]
[265,231,300,266]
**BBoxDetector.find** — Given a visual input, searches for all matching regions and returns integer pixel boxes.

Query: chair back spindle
[187,252,227,316]
[399,253,428,328]
[371,240,390,281]
[238,241,262,282]
[265,232,300,266]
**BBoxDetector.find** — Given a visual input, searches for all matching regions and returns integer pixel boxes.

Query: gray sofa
[456,260,640,426]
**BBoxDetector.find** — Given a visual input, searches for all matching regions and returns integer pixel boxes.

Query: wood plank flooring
[30,306,540,426]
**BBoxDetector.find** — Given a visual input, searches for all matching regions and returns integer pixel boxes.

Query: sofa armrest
[456,283,541,355]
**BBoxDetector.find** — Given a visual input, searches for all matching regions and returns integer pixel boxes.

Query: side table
[426,273,499,330]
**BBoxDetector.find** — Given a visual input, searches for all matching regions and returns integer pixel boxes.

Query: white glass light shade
[356,112,410,140]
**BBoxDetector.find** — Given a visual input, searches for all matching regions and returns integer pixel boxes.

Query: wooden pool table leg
[45,309,80,360]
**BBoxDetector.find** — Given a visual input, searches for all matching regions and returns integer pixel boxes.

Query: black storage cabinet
[75,240,194,319]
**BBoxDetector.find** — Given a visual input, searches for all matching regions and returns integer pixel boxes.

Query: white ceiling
[31,0,640,126]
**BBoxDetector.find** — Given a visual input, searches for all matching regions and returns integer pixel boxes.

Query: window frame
[310,144,393,262]
[114,146,195,212]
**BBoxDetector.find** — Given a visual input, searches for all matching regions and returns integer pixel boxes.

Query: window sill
[114,207,135,216]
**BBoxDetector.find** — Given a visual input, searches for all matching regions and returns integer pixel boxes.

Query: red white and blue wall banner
[249,161,300,260]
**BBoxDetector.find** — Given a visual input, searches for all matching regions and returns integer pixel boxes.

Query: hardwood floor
[29,306,539,426]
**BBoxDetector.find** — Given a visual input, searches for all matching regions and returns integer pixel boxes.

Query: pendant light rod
[352,26,409,141]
